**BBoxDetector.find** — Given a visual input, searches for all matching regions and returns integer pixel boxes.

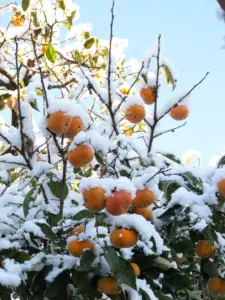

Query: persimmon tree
[0,1,225,300]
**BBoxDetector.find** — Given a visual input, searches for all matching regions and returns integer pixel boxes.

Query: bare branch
[114,61,145,114]
[147,34,161,153]
[107,0,115,107]
[154,122,187,138]
[0,67,17,87]
[145,168,164,185]
[48,78,78,90]
[157,72,209,121]
[31,36,49,109]
[15,37,25,155]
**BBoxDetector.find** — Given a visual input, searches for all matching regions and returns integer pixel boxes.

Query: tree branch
[157,72,209,121]
[107,0,115,107]
[147,34,161,153]
[48,78,78,90]
[154,122,187,138]
[31,36,49,109]
[0,67,17,87]
[114,61,145,114]
[15,37,25,155]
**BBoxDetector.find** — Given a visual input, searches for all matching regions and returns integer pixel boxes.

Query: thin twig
[154,122,187,138]
[31,36,49,109]
[157,72,210,121]
[31,137,51,155]
[15,37,25,155]
[115,61,145,114]
[147,35,161,153]
[145,168,164,184]
[60,158,68,216]
[48,78,78,90]
[107,0,115,107]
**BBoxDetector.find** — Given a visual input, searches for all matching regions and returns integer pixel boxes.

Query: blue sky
[1,0,225,163]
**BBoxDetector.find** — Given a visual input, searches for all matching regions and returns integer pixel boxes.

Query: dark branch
[154,122,187,138]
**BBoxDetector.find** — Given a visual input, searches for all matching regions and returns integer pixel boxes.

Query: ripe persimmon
[196,240,217,258]
[131,263,140,277]
[68,145,94,168]
[65,117,84,140]
[70,225,85,236]
[36,155,42,162]
[110,228,138,248]
[68,239,94,257]
[82,187,105,212]
[133,207,152,221]
[132,188,154,208]
[126,104,146,124]
[7,96,16,109]
[170,105,189,121]
[11,15,25,26]
[47,111,72,137]
[140,87,155,105]
[208,278,225,295]
[217,178,225,198]
[106,191,132,216]
[97,278,120,295]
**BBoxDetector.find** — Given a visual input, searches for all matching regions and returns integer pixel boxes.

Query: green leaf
[180,172,203,195]
[74,50,82,63]
[68,10,76,25]
[95,213,107,227]
[164,269,191,292]
[35,89,43,96]
[154,291,172,300]
[139,288,151,300]
[73,210,94,221]
[157,204,181,221]
[84,38,95,49]
[13,251,31,263]
[160,152,181,164]
[104,246,119,274]
[120,170,129,178]
[23,187,36,218]
[201,259,218,278]
[105,246,137,290]
[19,79,25,88]
[62,21,71,31]
[45,271,70,299]
[84,31,90,39]
[95,152,105,165]
[215,294,225,300]
[0,93,11,101]
[57,0,66,10]
[84,166,93,177]
[47,212,62,227]
[203,227,215,246]
[141,73,148,84]
[47,180,69,200]
[22,0,30,11]
[79,250,95,271]
[71,271,87,290]
[162,64,177,90]
[31,11,40,27]
[36,223,57,241]
[164,182,181,202]
[45,45,57,64]
[30,99,39,112]
[218,155,225,168]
